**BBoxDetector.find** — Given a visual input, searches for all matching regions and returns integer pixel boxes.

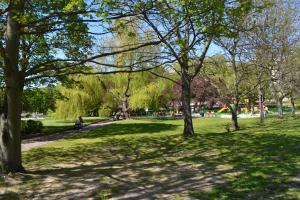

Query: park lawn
[22,117,107,138]
[1,117,300,199]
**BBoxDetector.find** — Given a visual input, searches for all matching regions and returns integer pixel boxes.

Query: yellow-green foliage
[97,19,172,112]
[129,78,171,110]
[54,75,105,119]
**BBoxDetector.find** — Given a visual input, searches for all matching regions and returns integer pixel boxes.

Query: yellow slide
[217,107,227,113]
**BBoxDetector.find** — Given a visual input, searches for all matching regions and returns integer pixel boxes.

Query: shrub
[21,120,43,135]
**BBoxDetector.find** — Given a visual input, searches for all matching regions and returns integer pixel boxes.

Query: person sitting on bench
[75,116,84,129]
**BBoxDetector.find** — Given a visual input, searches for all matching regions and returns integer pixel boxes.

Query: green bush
[21,120,43,135]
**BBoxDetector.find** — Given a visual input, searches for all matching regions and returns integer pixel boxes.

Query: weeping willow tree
[98,21,139,118]
[97,18,163,118]
[54,75,105,119]
[129,71,172,111]
[55,20,148,119]
[99,68,172,117]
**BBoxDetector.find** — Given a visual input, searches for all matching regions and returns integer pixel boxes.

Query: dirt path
[21,120,114,151]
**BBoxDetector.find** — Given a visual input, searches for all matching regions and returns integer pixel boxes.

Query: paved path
[21,120,114,151]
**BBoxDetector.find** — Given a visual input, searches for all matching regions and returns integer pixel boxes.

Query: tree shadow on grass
[186,131,300,200]
[17,135,227,199]
[22,126,75,141]
[3,120,300,199]
[69,122,180,139]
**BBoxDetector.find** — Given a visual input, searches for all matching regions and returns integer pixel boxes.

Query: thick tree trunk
[181,71,195,137]
[277,98,284,118]
[0,1,25,173]
[0,84,24,173]
[290,95,296,117]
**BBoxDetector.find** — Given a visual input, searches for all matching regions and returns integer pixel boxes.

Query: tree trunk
[250,102,255,115]
[234,103,239,130]
[230,51,239,131]
[277,98,283,118]
[269,76,284,119]
[0,84,24,173]
[181,71,195,137]
[259,93,264,124]
[122,73,131,120]
[229,103,239,130]
[247,99,252,114]
[122,96,129,119]
[231,110,238,130]
[0,2,25,173]
[290,95,296,117]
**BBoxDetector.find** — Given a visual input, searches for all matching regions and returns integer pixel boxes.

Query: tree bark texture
[0,84,24,173]
[228,101,239,131]
[181,69,195,137]
[122,96,129,119]
[0,2,25,173]
[231,54,239,131]
[121,73,131,119]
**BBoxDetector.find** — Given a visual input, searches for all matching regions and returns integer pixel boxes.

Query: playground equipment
[217,104,249,113]
[218,104,228,113]
[217,107,227,113]
[241,107,249,113]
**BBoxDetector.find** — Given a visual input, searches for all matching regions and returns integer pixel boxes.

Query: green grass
[2,117,300,199]
[23,117,106,138]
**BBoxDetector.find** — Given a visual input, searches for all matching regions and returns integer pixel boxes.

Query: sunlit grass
[1,117,300,199]
[24,117,107,137]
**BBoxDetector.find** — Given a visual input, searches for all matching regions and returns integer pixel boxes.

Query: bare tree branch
[142,12,184,66]
[25,64,162,82]
[149,71,181,85]
[25,39,162,76]
[192,37,212,78]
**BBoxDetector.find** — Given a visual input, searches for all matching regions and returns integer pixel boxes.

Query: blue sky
[207,43,224,56]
